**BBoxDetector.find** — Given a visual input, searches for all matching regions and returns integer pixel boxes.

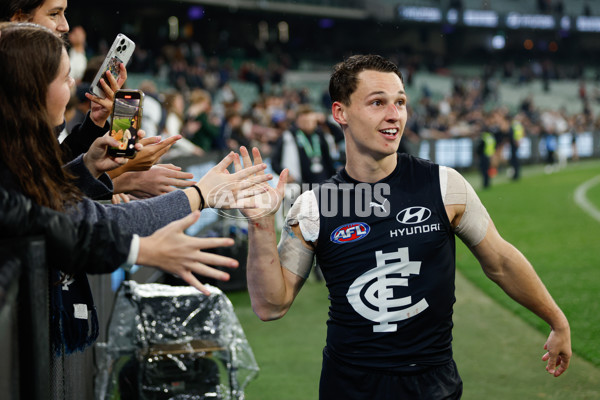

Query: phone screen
[109,92,142,158]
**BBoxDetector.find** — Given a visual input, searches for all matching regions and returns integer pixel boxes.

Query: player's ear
[332,101,347,125]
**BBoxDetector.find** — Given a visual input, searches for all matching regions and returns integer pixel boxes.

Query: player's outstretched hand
[196,150,276,210]
[234,146,288,221]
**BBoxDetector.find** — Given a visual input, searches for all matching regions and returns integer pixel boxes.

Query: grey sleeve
[67,190,191,236]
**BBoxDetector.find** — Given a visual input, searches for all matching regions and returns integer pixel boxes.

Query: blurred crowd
[66,25,600,179]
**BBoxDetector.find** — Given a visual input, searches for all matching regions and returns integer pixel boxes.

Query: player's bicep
[468,219,521,282]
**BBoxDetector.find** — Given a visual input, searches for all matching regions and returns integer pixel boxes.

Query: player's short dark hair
[329,54,403,106]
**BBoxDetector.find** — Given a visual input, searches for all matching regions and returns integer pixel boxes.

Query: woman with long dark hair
[0,22,271,352]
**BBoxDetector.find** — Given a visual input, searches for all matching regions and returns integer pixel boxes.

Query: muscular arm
[238,146,307,320]
[469,222,571,376]
[246,216,307,321]
[443,167,571,377]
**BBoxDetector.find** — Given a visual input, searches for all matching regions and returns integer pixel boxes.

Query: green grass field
[228,159,600,399]
[460,160,600,366]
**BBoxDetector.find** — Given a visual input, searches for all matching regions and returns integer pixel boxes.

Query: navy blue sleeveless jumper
[314,153,456,371]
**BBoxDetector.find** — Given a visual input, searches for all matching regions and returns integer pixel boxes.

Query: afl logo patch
[331,222,370,244]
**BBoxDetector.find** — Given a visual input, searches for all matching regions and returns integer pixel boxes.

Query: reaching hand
[111,135,182,177]
[116,163,195,197]
[196,150,277,210]
[86,63,127,128]
[137,211,239,295]
[234,146,288,221]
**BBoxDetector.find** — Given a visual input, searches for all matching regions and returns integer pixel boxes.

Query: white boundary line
[574,175,600,223]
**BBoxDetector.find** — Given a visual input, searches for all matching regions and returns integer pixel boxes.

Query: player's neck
[344,152,397,183]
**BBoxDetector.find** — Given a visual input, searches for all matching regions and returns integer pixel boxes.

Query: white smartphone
[88,33,135,98]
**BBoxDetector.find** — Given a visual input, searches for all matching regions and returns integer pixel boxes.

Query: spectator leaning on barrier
[1,0,200,207]
[0,0,130,162]
[0,22,274,353]
[0,189,239,354]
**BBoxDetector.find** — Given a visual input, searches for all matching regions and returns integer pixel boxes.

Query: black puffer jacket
[0,188,131,274]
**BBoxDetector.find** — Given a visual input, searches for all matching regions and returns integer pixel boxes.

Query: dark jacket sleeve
[0,189,131,275]
[64,154,114,200]
[60,111,109,162]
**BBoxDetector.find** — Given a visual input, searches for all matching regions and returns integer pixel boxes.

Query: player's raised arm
[236,147,310,320]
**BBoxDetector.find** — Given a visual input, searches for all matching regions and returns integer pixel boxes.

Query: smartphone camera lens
[117,46,122,52]
[122,45,127,51]
[120,39,125,45]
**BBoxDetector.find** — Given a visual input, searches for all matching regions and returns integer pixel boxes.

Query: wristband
[192,185,205,210]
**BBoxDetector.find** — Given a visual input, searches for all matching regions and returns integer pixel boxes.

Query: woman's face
[15,0,69,37]
[46,48,74,127]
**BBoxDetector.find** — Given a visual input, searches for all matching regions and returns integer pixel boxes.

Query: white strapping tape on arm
[278,190,319,279]
[442,167,490,247]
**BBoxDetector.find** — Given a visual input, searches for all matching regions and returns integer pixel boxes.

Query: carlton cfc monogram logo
[346,247,429,332]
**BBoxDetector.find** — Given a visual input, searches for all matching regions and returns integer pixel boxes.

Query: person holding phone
[0,0,129,161]
[0,22,273,352]
[1,0,206,203]
[0,22,272,236]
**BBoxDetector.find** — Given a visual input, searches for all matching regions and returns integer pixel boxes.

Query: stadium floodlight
[398,6,442,23]
[463,10,498,28]
[506,12,555,30]
[560,16,571,31]
[446,9,459,25]
[576,16,600,32]
[491,35,505,50]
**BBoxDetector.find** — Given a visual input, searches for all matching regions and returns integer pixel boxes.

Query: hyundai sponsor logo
[396,206,432,224]
[331,222,370,244]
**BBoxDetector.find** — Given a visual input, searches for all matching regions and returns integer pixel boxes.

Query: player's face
[333,70,407,160]
[28,0,69,37]
[46,48,75,127]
